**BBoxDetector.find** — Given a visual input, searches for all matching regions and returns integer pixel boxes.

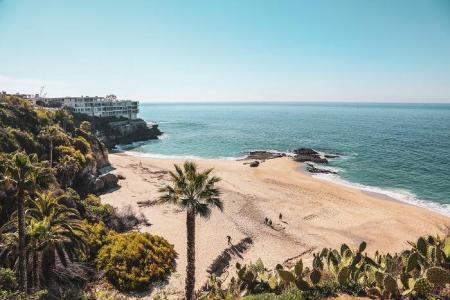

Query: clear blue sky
[1,0,450,102]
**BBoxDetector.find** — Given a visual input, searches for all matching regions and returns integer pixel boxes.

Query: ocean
[119,102,450,215]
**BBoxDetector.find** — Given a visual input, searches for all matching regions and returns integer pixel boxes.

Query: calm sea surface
[120,102,450,215]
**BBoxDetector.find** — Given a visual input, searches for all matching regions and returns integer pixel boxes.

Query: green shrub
[7,127,40,154]
[82,194,116,223]
[96,231,177,291]
[82,220,111,261]
[0,268,17,291]
[55,145,86,164]
[73,136,91,154]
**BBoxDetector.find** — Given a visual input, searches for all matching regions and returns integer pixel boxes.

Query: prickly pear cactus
[383,274,398,295]
[414,278,433,297]
[425,267,450,287]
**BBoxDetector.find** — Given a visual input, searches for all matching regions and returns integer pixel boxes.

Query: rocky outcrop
[90,173,119,193]
[305,163,337,174]
[73,113,162,149]
[292,148,328,164]
[249,161,260,167]
[245,151,286,160]
[72,134,111,196]
[99,173,118,189]
[103,120,162,148]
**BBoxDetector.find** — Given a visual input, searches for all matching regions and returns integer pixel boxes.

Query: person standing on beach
[226,235,232,245]
[279,213,283,221]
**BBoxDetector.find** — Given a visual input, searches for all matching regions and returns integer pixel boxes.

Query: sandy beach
[101,153,450,298]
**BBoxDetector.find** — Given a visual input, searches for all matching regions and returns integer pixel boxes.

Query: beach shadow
[100,185,121,195]
[206,237,253,278]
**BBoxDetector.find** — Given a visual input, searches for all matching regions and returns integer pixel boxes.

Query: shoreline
[101,152,450,298]
[113,148,450,217]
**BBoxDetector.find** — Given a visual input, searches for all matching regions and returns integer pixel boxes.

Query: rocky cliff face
[72,113,162,149]
[71,114,162,195]
[102,119,162,148]
[72,131,111,196]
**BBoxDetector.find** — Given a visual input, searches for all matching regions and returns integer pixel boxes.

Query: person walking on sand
[279,213,283,221]
[226,235,232,245]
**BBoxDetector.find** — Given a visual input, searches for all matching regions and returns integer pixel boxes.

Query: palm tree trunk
[185,210,196,300]
[49,139,53,166]
[17,191,27,292]
[32,250,39,291]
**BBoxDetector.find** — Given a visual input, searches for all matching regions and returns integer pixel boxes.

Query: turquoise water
[122,102,450,215]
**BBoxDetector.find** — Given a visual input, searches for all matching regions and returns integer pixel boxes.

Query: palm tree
[26,192,87,289]
[38,125,67,166]
[2,192,87,291]
[55,156,80,188]
[0,152,42,292]
[159,161,222,300]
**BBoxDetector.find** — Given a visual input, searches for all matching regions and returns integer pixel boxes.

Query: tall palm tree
[0,152,42,292]
[38,125,67,166]
[159,161,222,300]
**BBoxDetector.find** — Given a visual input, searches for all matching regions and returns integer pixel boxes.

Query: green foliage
[80,121,92,134]
[82,194,116,224]
[96,231,177,291]
[0,95,103,197]
[0,289,47,300]
[55,145,86,165]
[244,288,304,300]
[73,136,91,154]
[81,220,111,261]
[38,125,70,150]
[203,235,450,299]
[6,127,40,154]
[53,109,75,132]
[0,268,17,291]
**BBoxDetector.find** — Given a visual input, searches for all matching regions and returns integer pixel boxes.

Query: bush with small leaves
[0,268,17,291]
[96,231,177,291]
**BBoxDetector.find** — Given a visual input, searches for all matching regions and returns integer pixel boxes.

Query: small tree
[38,125,68,166]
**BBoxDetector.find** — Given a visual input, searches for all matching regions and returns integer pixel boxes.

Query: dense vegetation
[0,95,175,299]
[96,231,176,291]
[200,235,450,299]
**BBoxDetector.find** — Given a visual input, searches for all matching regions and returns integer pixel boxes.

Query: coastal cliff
[72,113,162,149]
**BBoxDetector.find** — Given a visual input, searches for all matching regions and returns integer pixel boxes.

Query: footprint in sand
[303,214,318,221]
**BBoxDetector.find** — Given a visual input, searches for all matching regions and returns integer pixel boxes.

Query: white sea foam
[312,173,450,217]
[120,150,241,161]
[157,133,169,140]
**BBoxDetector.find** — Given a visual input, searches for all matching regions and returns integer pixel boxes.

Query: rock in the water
[99,173,118,190]
[246,151,286,160]
[292,148,328,164]
[305,163,337,174]
[249,161,260,167]
[294,155,328,164]
[293,148,319,155]
[324,154,339,159]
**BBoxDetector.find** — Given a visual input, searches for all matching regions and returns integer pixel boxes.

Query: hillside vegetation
[0,95,176,299]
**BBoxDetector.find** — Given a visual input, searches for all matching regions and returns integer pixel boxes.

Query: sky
[0,0,450,102]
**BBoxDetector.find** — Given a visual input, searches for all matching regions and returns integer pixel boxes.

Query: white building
[43,95,139,119]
